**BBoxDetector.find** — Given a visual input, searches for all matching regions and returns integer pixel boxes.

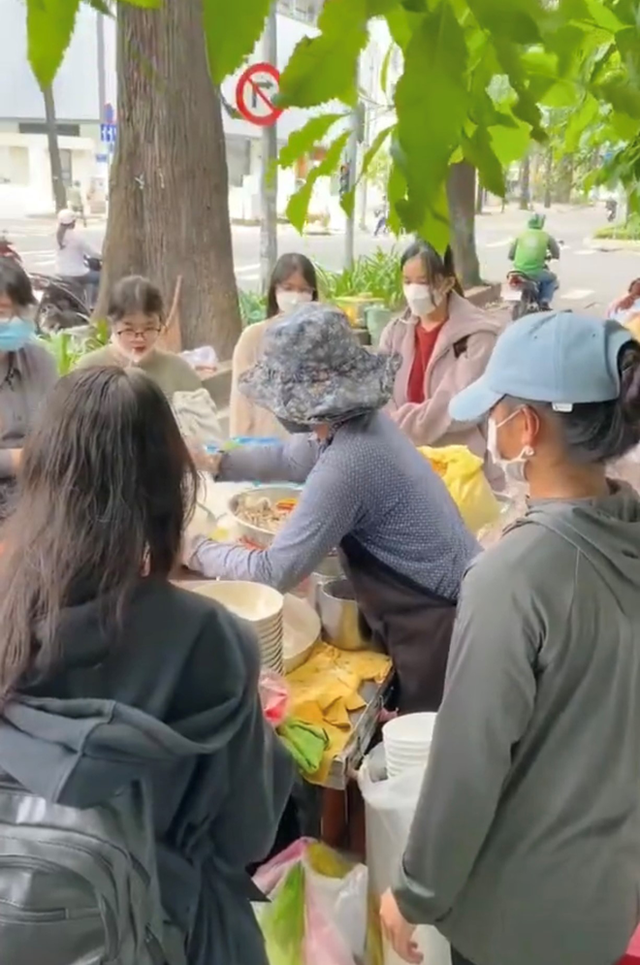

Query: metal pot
[306,554,344,610]
[317,578,369,652]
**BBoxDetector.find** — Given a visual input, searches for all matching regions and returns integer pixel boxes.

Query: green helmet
[528,213,546,229]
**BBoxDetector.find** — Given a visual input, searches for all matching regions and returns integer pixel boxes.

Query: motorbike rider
[508,213,560,309]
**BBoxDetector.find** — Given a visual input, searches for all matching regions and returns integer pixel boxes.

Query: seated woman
[379,241,503,485]
[79,274,202,397]
[0,259,57,518]
[0,367,292,965]
[186,304,480,713]
[230,253,318,439]
[381,311,640,965]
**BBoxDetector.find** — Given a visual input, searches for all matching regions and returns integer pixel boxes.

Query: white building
[0,0,392,224]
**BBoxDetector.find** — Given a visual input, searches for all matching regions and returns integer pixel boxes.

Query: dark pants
[451,952,474,965]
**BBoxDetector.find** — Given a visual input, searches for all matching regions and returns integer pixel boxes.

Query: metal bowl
[228,485,302,549]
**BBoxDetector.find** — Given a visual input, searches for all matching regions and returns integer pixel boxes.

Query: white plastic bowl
[184,580,283,624]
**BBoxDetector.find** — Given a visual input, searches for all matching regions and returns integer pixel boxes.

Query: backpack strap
[453,336,469,359]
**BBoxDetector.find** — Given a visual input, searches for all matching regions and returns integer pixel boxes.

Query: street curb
[589,239,640,252]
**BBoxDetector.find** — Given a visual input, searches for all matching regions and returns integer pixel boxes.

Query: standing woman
[0,367,292,965]
[379,241,503,483]
[230,253,318,439]
[381,313,640,965]
[0,259,56,518]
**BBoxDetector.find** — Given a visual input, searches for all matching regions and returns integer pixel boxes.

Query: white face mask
[487,408,535,484]
[403,283,444,318]
[276,289,313,314]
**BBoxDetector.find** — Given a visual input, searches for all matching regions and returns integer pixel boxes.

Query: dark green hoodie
[395,483,640,965]
[0,579,294,965]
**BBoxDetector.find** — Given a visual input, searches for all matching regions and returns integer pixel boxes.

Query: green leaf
[598,75,640,118]
[202,0,270,86]
[360,125,394,181]
[489,117,531,166]
[380,42,395,96]
[462,128,505,196]
[563,95,600,151]
[83,0,113,14]
[394,1,468,232]
[279,113,347,168]
[285,131,349,232]
[27,0,81,89]
[278,0,368,108]
[466,0,543,44]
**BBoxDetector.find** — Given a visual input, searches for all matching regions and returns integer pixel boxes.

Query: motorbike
[0,233,22,265]
[502,270,546,321]
[31,256,102,333]
[31,273,93,333]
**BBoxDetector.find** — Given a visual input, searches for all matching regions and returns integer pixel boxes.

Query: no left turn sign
[235,62,283,128]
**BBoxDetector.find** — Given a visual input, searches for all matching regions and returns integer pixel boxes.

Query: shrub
[315,248,403,310]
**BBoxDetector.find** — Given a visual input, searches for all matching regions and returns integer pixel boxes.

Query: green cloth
[77,345,202,399]
[512,228,550,276]
[277,719,329,775]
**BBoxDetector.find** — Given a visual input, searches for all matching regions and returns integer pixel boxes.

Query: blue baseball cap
[449,311,635,424]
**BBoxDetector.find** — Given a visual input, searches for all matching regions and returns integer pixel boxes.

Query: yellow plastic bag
[419,444,500,535]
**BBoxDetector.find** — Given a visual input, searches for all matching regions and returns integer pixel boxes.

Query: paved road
[2,203,638,315]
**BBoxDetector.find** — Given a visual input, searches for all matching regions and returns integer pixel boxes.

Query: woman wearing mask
[0,367,293,965]
[230,253,318,439]
[55,208,102,301]
[187,305,479,713]
[0,260,56,518]
[381,312,640,965]
[379,242,502,484]
[79,275,202,397]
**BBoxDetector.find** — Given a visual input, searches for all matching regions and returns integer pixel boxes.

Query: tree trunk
[446,161,482,289]
[96,0,241,359]
[519,155,531,210]
[544,147,552,209]
[475,171,483,215]
[41,86,67,212]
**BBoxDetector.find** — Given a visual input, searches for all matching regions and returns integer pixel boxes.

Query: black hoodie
[0,578,294,965]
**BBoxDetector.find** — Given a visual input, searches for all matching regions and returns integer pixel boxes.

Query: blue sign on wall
[100,123,117,144]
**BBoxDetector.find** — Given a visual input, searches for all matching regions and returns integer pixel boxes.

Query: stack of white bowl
[184,581,284,674]
[382,712,437,778]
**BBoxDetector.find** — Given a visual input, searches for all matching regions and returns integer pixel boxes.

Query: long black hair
[400,240,464,296]
[0,367,198,699]
[266,253,318,318]
[0,259,35,310]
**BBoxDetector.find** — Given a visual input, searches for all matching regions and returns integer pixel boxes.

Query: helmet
[528,213,546,230]
[57,209,76,226]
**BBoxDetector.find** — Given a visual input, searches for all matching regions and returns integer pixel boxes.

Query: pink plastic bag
[258,669,289,728]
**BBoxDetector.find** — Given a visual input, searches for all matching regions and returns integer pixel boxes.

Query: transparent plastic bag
[254,839,379,965]
[258,669,289,728]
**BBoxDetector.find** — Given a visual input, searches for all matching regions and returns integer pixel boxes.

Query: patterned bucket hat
[239,303,401,425]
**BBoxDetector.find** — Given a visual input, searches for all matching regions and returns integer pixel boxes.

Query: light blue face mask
[0,318,36,352]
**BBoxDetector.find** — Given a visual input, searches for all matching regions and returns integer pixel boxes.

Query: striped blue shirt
[193,412,480,595]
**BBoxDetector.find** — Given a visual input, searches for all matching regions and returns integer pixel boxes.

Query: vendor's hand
[186,438,222,475]
[380,890,422,964]
[182,503,217,569]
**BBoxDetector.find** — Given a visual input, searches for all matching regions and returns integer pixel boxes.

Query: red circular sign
[236,62,283,127]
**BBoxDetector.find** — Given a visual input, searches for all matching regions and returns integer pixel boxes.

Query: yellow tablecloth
[286,642,391,784]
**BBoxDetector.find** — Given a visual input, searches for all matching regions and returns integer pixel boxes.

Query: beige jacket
[229,318,289,440]
[379,292,503,455]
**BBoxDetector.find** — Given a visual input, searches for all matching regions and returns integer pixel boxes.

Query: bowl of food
[228,485,301,548]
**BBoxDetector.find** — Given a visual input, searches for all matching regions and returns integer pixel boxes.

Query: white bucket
[358,745,450,965]
[383,713,436,777]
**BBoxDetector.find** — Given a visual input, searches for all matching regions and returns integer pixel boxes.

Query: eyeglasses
[115,326,162,341]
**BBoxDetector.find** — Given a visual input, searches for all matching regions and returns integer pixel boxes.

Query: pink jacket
[379,292,504,475]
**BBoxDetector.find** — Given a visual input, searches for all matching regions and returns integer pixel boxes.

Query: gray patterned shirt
[192,412,480,596]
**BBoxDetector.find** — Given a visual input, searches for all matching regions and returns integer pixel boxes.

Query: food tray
[228,485,302,549]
